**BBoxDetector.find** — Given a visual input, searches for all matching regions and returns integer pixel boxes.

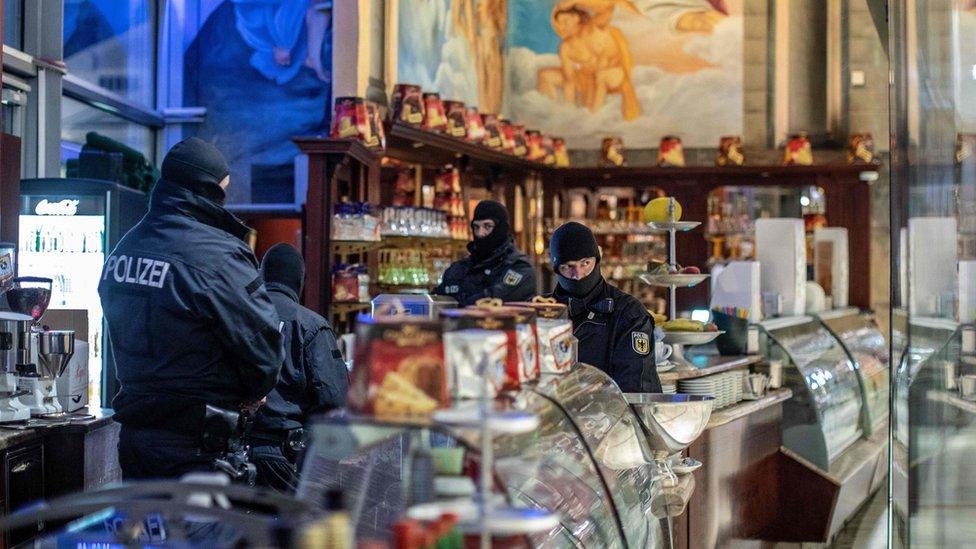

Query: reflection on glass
[3,0,23,49]
[63,0,156,106]
[60,96,154,172]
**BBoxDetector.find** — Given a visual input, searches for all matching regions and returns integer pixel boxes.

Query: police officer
[250,243,349,492]
[99,137,285,479]
[546,222,661,393]
[434,200,536,306]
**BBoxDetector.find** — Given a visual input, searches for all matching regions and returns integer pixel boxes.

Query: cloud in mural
[397,0,479,106]
[506,15,743,148]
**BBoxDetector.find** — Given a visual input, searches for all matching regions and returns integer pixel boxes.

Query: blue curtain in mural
[183,0,332,204]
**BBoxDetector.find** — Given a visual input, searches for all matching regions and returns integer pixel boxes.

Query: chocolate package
[784,132,813,166]
[441,305,539,391]
[365,101,384,149]
[511,124,529,157]
[541,135,556,165]
[391,83,424,125]
[423,93,447,132]
[717,136,744,166]
[331,97,371,141]
[498,120,517,154]
[349,317,449,418]
[444,100,468,138]
[482,114,503,149]
[443,329,508,399]
[601,137,625,167]
[465,108,486,142]
[506,300,574,374]
[658,136,685,167]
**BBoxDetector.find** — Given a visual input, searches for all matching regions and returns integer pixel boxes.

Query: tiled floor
[827,489,888,549]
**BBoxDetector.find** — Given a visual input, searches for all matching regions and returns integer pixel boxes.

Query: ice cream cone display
[601,137,625,167]
[717,136,744,166]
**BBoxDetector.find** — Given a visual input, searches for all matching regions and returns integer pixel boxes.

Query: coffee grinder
[0,311,33,422]
[5,277,77,418]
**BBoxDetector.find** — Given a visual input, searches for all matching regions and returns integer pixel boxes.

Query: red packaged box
[444,100,468,138]
[391,83,424,125]
[526,130,545,161]
[658,136,685,167]
[423,93,447,132]
[349,317,449,418]
[482,113,503,149]
[784,132,813,165]
[330,97,370,141]
[332,267,360,303]
[465,108,486,142]
[541,135,556,165]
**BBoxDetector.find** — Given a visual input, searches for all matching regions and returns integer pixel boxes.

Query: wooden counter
[0,409,119,548]
[672,388,792,549]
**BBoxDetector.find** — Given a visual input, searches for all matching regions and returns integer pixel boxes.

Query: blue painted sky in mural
[64,0,148,57]
[508,0,560,54]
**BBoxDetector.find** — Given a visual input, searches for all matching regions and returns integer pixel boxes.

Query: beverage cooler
[18,178,147,407]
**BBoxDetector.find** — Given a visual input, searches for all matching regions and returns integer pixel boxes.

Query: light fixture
[800,196,811,207]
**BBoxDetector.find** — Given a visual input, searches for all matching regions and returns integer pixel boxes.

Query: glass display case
[759,316,864,471]
[298,363,666,548]
[816,308,890,433]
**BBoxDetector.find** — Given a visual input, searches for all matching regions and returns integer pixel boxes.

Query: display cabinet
[817,308,890,433]
[758,316,864,471]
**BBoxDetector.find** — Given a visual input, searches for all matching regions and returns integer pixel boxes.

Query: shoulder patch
[632,331,650,355]
[503,269,524,286]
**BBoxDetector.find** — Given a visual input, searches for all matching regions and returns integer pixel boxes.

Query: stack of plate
[661,383,677,394]
[677,372,747,408]
[677,376,722,404]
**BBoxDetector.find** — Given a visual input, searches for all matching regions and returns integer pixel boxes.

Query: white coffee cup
[656,343,673,365]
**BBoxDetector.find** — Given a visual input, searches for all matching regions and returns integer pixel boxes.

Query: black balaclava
[160,137,229,205]
[261,243,306,298]
[550,221,602,297]
[471,200,510,259]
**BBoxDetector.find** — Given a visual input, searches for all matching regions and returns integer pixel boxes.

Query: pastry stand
[638,198,723,371]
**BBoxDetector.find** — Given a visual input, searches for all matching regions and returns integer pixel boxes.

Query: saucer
[656,361,677,372]
[671,457,703,475]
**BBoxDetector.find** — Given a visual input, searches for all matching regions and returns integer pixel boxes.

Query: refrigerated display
[18,179,147,407]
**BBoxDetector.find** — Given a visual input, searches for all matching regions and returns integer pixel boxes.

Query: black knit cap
[160,137,229,204]
[550,221,600,268]
[261,243,305,297]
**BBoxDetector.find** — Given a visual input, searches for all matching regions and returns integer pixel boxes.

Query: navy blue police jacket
[548,278,662,393]
[252,282,349,434]
[433,240,537,306]
[98,179,285,430]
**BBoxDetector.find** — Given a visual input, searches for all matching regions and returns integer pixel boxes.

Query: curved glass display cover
[761,317,864,470]
[819,310,890,432]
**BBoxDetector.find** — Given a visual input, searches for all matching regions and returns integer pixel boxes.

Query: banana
[661,319,704,332]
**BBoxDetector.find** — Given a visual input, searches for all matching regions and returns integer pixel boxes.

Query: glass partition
[889,0,976,545]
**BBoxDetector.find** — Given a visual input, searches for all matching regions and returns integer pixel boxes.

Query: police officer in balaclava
[546,221,661,393]
[99,137,284,479]
[434,200,537,306]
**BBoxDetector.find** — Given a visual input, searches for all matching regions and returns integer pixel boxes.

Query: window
[60,96,154,172]
[63,0,156,107]
[2,0,23,49]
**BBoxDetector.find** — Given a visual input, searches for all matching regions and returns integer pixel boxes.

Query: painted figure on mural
[536,0,641,120]
[232,0,332,84]
[451,0,507,113]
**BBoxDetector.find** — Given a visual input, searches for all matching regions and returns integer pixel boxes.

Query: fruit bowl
[646,221,701,233]
[662,331,725,345]
[638,273,710,288]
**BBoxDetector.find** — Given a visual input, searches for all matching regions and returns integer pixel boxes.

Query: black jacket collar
[554,277,615,319]
[266,281,300,303]
[467,238,517,267]
[149,179,251,242]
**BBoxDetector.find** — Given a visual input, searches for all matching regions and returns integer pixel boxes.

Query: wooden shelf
[330,302,371,315]
[705,388,793,429]
[381,235,469,250]
[332,240,383,256]
[383,121,550,175]
[555,163,880,186]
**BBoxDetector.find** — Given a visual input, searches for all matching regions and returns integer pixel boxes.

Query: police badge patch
[632,332,650,355]
[503,269,523,286]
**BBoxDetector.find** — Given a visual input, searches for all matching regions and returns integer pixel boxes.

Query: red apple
[681,266,701,275]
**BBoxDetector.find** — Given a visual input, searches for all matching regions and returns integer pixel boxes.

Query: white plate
[646,221,702,232]
[638,273,710,288]
[656,361,677,372]
[663,331,725,345]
